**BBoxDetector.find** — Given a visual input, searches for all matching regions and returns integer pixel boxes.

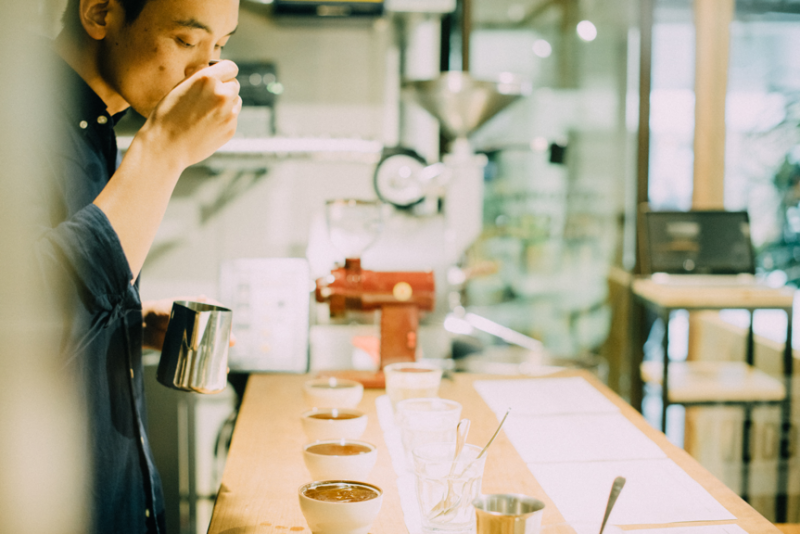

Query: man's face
[98,0,239,117]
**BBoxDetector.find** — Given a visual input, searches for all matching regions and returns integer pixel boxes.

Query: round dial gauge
[373,148,428,209]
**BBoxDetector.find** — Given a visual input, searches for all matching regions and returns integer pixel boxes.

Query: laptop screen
[641,210,755,275]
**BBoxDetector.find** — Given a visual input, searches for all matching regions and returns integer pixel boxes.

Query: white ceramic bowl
[299,480,383,534]
[303,439,378,482]
[304,377,364,409]
[301,408,368,442]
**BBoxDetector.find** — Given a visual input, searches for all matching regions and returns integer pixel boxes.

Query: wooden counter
[208,371,781,534]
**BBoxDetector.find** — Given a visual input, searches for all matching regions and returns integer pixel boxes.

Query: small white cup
[299,480,383,534]
[304,377,364,409]
[301,408,368,442]
[303,439,378,482]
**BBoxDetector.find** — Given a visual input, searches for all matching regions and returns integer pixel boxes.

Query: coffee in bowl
[299,481,383,534]
[307,411,361,421]
[302,481,381,503]
[310,382,360,389]
[306,442,372,456]
[304,377,364,409]
[301,408,368,442]
[303,439,378,481]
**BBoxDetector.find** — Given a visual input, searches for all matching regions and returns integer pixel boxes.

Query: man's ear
[78,0,123,41]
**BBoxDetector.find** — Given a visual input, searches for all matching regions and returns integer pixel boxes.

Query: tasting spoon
[432,409,512,519]
[429,418,470,518]
[599,476,626,534]
[476,408,511,461]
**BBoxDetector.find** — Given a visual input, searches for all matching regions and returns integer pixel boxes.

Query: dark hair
[62,0,151,33]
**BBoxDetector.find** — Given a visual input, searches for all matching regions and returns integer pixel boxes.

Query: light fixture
[532,39,552,58]
[576,20,597,42]
[530,137,549,152]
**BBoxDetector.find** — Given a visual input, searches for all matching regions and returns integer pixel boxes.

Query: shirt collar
[49,45,128,130]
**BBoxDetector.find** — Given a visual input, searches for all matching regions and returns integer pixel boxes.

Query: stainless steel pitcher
[156,300,232,394]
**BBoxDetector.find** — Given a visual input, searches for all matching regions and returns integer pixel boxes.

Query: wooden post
[692,0,733,209]
[461,0,471,72]
[687,0,736,509]
[558,0,580,89]
[630,0,655,413]
[687,0,734,429]
[687,0,734,364]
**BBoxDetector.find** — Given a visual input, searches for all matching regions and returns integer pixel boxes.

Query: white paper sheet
[544,523,746,534]
[529,459,736,526]
[625,526,748,534]
[376,394,413,475]
[376,395,423,534]
[502,412,667,463]
[396,474,423,534]
[473,377,620,416]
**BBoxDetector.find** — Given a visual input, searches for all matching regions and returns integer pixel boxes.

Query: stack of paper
[474,377,620,417]
[473,378,736,532]
[626,526,748,534]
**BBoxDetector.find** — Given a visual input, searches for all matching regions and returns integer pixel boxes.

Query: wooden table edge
[208,370,782,534]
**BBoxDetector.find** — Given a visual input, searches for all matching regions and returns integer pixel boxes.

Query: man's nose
[185,59,214,78]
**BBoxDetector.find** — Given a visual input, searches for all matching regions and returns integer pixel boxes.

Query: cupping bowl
[299,480,383,534]
[303,439,378,482]
[304,377,364,409]
[301,408,368,442]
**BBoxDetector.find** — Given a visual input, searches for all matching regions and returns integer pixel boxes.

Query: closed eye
[176,37,196,48]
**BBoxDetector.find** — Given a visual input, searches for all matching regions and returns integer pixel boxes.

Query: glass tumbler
[413,442,487,534]
[396,398,462,462]
[384,362,443,409]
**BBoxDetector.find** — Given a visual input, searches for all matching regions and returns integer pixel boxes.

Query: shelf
[116,136,383,163]
[641,360,786,404]
[632,278,795,310]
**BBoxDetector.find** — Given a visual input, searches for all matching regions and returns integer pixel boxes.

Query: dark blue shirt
[33,46,165,534]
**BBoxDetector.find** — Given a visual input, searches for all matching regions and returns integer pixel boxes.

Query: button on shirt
[32,45,165,534]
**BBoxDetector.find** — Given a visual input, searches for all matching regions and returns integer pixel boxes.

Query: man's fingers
[206,59,239,82]
[219,78,241,99]
[217,82,242,118]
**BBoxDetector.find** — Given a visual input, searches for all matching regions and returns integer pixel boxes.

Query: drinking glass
[413,442,486,534]
[384,362,443,409]
[396,398,462,462]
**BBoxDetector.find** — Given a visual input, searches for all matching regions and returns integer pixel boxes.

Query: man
[34,0,241,531]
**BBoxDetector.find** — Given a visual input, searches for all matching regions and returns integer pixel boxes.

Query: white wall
[141,6,396,300]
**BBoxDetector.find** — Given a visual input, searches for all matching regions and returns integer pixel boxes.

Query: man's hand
[137,60,242,170]
[142,296,237,351]
[93,60,242,281]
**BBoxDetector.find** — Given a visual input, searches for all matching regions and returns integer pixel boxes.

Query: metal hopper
[404,71,528,140]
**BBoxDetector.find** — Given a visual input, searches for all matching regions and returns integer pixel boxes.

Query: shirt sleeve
[32,143,135,362]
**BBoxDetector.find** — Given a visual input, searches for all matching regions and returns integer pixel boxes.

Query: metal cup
[156,300,232,394]
[473,494,546,534]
